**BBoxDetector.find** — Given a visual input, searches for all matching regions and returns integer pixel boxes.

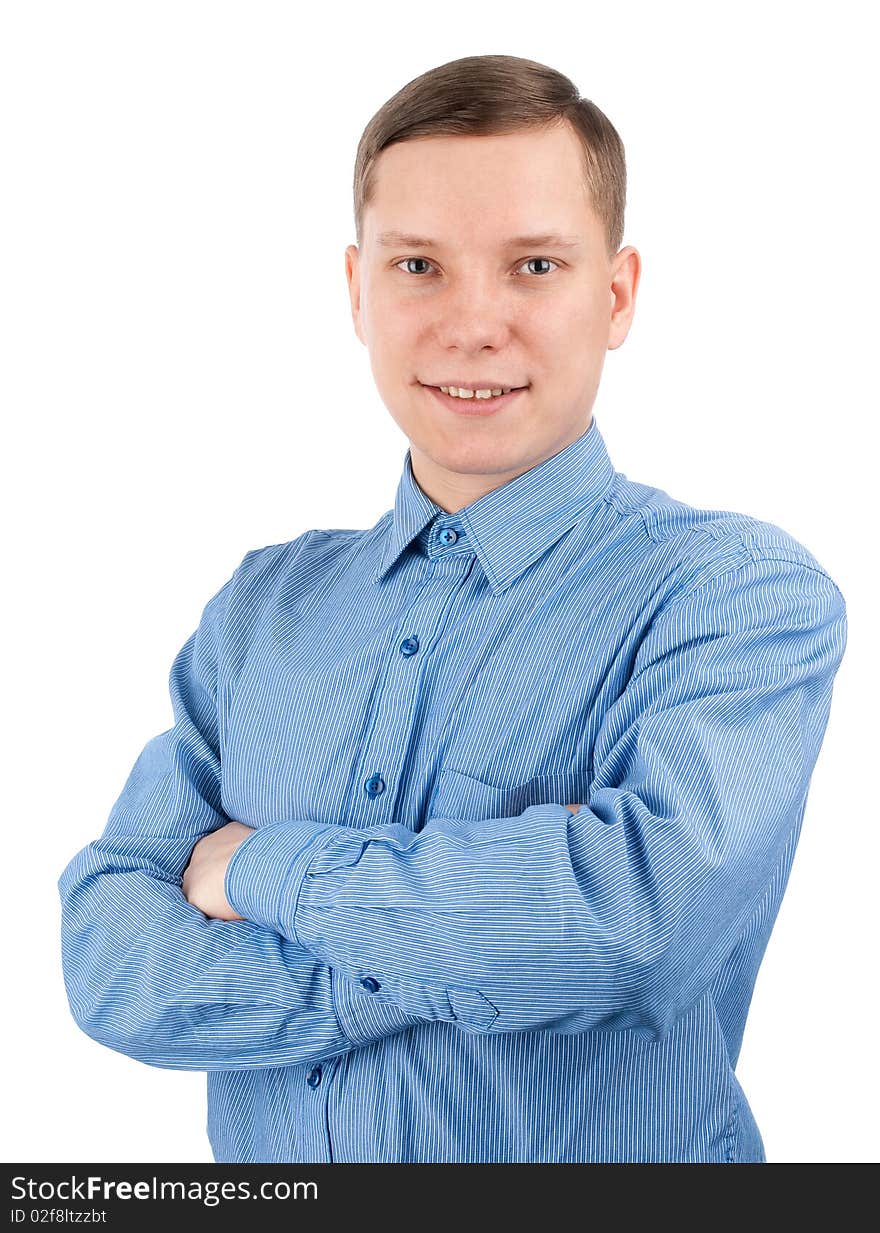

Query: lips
[423,384,527,417]
[422,383,527,392]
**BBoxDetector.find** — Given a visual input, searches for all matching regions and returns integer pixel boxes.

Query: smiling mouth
[421,384,528,415]
[420,382,530,400]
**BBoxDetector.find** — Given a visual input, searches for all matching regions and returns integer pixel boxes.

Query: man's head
[345,55,641,513]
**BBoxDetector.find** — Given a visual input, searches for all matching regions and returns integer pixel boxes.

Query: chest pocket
[427,764,591,824]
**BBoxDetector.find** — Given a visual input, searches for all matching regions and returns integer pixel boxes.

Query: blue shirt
[58,416,847,1164]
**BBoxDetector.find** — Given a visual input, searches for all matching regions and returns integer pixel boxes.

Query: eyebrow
[375,230,584,250]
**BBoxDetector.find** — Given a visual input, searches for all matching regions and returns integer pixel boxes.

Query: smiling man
[345,118,637,513]
[59,54,847,1165]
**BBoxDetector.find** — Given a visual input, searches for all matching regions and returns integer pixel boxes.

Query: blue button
[365,775,385,798]
[306,1066,322,1088]
[360,976,381,993]
[400,636,419,656]
[438,527,459,545]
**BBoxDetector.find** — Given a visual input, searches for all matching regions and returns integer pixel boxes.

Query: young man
[58,55,848,1164]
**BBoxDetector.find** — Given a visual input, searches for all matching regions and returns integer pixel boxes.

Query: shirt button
[364,774,385,798]
[360,976,381,993]
[306,1066,322,1088]
[400,636,419,656]
[438,527,459,545]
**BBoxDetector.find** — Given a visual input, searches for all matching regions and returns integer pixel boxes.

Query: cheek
[544,292,601,341]
[367,284,424,334]
[371,321,423,375]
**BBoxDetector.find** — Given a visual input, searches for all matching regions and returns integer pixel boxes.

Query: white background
[2,0,876,1164]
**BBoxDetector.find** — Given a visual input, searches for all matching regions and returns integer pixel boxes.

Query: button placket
[297,1053,340,1163]
[346,542,475,833]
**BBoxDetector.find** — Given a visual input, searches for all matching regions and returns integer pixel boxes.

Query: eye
[393,256,560,278]
[515,257,559,276]
[395,257,435,276]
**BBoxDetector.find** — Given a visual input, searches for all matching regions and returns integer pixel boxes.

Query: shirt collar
[373,415,616,595]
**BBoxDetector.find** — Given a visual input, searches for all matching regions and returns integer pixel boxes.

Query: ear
[345,244,365,346]
[607,245,641,351]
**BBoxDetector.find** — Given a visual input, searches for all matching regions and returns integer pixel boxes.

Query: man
[58,55,847,1164]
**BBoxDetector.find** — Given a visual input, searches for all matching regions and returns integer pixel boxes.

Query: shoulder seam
[736,550,845,605]
[664,549,843,616]
[599,489,657,546]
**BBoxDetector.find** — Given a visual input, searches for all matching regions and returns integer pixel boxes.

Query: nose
[434,276,513,353]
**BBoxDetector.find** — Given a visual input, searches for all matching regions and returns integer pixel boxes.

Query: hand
[564,803,581,814]
[182,820,256,921]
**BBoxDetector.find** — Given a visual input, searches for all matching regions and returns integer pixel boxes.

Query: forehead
[364,124,599,246]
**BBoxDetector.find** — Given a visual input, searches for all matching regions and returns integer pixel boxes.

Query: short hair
[353,54,627,261]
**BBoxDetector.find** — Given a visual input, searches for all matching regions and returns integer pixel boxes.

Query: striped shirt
[58,415,847,1163]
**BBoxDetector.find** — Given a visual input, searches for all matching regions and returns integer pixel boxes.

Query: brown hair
[353,54,627,260]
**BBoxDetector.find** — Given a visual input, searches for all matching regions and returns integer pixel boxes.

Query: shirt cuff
[224,819,340,940]
[331,968,427,1047]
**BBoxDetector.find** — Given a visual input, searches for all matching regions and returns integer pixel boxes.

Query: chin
[425,435,528,474]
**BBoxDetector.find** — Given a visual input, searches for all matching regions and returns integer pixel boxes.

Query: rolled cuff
[224,819,338,940]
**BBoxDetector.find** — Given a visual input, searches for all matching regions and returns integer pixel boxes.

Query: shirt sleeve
[57,562,425,1072]
[224,555,848,1041]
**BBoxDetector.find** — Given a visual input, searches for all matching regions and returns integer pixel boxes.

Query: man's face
[345,120,640,513]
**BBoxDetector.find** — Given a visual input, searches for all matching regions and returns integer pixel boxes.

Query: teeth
[439,386,512,398]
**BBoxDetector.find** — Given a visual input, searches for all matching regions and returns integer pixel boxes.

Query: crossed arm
[59,551,846,1067]
[180,808,582,922]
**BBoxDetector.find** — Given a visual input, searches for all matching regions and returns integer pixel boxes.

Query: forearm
[59,836,425,1072]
